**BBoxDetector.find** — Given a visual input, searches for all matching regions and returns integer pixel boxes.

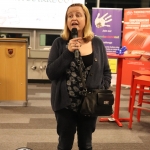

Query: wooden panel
[0,39,27,101]
[0,43,6,100]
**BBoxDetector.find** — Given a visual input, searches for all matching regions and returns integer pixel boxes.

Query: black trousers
[54,108,97,150]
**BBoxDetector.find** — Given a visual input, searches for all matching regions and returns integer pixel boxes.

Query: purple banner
[92,8,122,53]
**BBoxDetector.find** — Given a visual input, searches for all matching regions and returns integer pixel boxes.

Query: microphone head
[71,28,78,38]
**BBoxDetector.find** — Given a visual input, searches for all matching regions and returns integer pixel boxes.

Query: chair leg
[129,81,137,129]
[129,93,132,112]
[137,85,144,122]
[129,74,135,112]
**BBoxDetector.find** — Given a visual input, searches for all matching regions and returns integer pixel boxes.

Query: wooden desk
[99,53,141,127]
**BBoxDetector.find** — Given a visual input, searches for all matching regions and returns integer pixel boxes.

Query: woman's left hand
[68,37,82,52]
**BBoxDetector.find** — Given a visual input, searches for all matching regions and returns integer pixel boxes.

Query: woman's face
[66,6,86,36]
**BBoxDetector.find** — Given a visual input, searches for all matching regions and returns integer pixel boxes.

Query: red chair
[128,70,150,112]
[128,75,150,129]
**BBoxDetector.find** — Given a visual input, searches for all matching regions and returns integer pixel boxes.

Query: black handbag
[80,89,114,116]
[77,56,114,116]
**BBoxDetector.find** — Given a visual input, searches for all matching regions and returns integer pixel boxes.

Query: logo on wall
[16,147,32,150]
[5,48,15,58]
[126,11,133,15]
[95,13,112,28]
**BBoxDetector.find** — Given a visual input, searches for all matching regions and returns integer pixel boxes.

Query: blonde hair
[61,3,94,42]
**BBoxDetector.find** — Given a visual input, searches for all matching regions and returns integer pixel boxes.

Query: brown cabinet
[0,38,28,103]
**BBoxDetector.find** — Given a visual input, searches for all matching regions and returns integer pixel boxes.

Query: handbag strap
[76,55,87,96]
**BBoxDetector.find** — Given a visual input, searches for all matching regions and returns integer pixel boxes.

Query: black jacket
[46,36,111,111]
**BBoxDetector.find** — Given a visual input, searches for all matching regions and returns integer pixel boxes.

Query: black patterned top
[66,53,93,112]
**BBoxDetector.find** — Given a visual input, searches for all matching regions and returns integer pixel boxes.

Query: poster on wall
[92,8,122,53]
[92,8,122,73]
[121,8,150,85]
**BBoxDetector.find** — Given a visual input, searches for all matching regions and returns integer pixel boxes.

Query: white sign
[0,0,84,29]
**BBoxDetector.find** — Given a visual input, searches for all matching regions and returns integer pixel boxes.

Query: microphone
[71,28,79,59]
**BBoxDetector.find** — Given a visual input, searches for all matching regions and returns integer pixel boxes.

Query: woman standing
[46,3,111,150]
